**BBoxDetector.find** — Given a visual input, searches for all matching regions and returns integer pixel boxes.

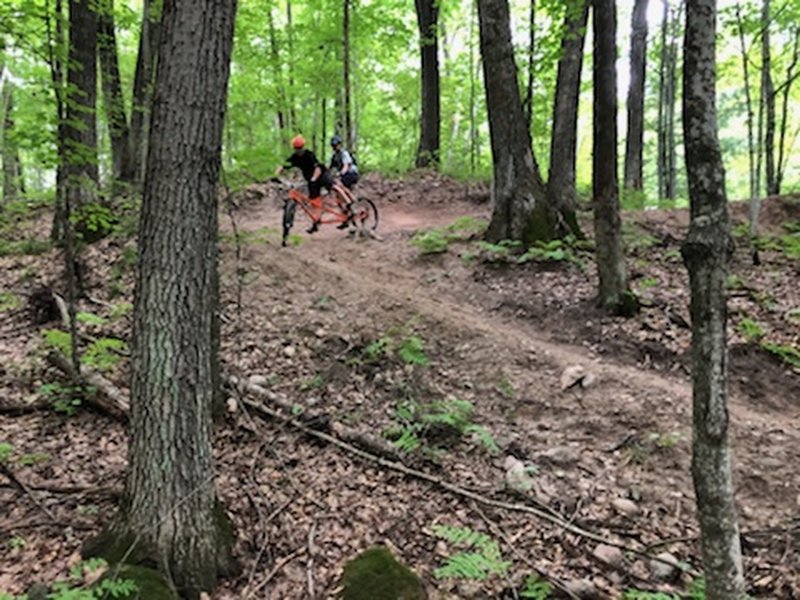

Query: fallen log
[46,351,129,421]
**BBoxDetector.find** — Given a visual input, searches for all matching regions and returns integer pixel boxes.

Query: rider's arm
[310,165,321,182]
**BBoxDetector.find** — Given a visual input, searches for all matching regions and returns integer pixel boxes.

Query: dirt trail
[214,188,799,597]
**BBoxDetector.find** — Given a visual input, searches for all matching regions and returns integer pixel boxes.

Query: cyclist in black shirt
[276,135,335,232]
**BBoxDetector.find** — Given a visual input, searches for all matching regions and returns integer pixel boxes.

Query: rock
[592,543,624,569]
[560,365,586,390]
[248,374,269,387]
[540,445,580,467]
[611,498,639,517]
[581,372,597,388]
[225,397,238,413]
[283,345,297,358]
[563,578,599,599]
[314,328,326,338]
[504,456,536,492]
[649,552,680,582]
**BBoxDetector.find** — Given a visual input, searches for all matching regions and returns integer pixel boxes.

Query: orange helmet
[292,135,305,149]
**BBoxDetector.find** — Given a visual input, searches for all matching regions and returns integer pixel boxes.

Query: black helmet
[330,135,343,147]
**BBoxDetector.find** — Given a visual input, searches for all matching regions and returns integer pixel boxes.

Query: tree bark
[735,4,757,236]
[343,0,353,148]
[681,1,746,597]
[593,0,636,315]
[761,0,776,197]
[415,0,441,168]
[129,0,162,188]
[90,1,238,596]
[776,27,800,194]
[2,78,20,203]
[266,5,287,135]
[64,0,98,210]
[522,0,535,131]
[478,0,553,245]
[98,0,134,184]
[664,3,680,203]
[546,0,589,239]
[623,0,649,198]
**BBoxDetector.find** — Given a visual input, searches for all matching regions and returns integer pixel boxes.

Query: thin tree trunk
[522,0,535,131]
[546,0,589,239]
[88,0,238,596]
[657,0,669,203]
[48,0,69,240]
[343,0,353,147]
[266,5,287,135]
[415,0,441,168]
[776,28,800,193]
[681,1,746,597]
[593,0,637,316]
[469,0,478,174]
[129,0,161,188]
[664,3,681,202]
[478,0,552,244]
[98,0,134,184]
[762,0,777,196]
[64,0,98,212]
[286,0,296,131]
[2,78,19,203]
[623,0,649,199]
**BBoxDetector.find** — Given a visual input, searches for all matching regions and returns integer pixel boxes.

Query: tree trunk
[593,0,637,316]
[762,0,776,197]
[522,0,535,131]
[343,0,353,148]
[88,1,238,596]
[664,3,680,203]
[129,0,162,188]
[286,0,297,131]
[656,0,669,206]
[266,5,287,135]
[98,0,134,184]
[2,78,19,203]
[681,1,746,597]
[469,0,478,174]
[64,0,98,211]
[415,0,441,168]
[776,28,800,194]
[48,0,69,241]
[546,0,589,239]
[478,0,552,245]
[735,4,757,235]
[623,0,649,199]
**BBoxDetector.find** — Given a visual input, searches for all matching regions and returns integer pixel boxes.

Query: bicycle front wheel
[352,197,379,231]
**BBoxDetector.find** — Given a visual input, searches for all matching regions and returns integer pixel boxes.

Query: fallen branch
[46,351,129,420]
[245,547,306,599]
[226,374,400,461]
[0,463,58,523]
[0,398,51,415]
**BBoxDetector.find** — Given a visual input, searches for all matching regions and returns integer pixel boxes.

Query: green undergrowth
[409,216,488,255]
[431,525,510,581]
[735,317,800,369]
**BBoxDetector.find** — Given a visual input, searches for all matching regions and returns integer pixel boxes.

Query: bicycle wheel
[351,197,379,231]
[282,200,297,246]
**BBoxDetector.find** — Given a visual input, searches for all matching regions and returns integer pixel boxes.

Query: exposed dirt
[1,175,798,599]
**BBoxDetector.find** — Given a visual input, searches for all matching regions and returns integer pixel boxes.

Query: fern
[42,329,72,358]
[82,338,127,372]
[432,525,510,581]
[465,424,500,455]
[397,336,429,366]
[520,574,553,599]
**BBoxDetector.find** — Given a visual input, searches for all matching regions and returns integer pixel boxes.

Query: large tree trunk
[682,2,746,598]
[129,0,161,188]
[593,0,636,316]
[88,1,238,596]
[623,0,649,198]
[98,0,134,184]
[546,0,589,239]
[64,0,98,211]
[478,0,553,245]
[415,0,441,168]
[762,0,777,197]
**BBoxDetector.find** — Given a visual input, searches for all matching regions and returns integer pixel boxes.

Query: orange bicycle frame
[288,183,354,225]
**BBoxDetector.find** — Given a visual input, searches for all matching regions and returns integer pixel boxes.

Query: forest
[0,0,798,598]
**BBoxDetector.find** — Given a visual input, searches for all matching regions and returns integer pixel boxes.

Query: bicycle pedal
[307,222,320,234]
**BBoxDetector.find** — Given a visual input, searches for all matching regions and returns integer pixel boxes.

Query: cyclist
[329,135,359,190]
[275,135,333,233]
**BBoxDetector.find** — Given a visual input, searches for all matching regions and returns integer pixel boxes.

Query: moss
[341,546,427,600]
[213,500,239,577]
[81,527,157,567]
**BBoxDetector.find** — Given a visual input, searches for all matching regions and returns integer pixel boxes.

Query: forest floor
[1,172,799,599]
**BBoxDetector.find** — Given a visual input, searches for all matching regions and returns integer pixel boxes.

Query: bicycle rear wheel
[351,197,378,231]
[282,200,297,246]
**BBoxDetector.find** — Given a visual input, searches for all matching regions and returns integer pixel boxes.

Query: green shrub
[431,525,510,581]
[736,318,765,342]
